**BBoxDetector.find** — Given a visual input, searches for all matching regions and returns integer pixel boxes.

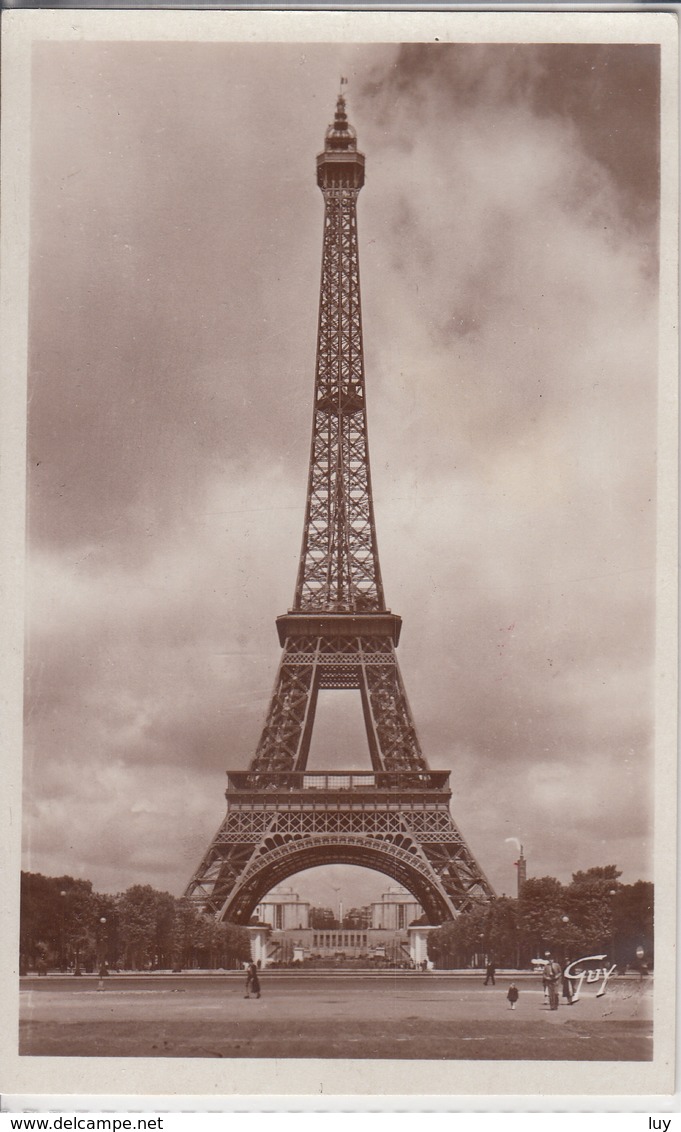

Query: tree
[154,891,177,969]
[20,874,253,973]
[117,885,175,969]
[91,893,119,969]
[564,866,622,958]
[612,880,653,967]
[454,902,490,965]
[517,876,565,963]
[20,873,96,972]
[170,900,250,970]
[428,902,492,969]
[485,897,519,967]
[220,921,251,968]
[427,919,459,969]
[172,898,204,970]
[20,872,59,970]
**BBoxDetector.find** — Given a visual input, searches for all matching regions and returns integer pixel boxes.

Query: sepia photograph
[1,9,677,1101]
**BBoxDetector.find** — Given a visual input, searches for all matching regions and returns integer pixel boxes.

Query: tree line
[20,873,251,974]
[20,865,653,973]
[427,866,653,970]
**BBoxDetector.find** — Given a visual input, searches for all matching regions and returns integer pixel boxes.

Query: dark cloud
[363,43,659,228]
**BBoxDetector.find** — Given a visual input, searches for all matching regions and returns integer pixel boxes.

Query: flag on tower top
[340,76,348,85]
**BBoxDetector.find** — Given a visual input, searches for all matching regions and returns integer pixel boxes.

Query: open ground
[19,973,653,1061]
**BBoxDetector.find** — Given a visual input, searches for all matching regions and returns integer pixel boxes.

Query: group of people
[245,953,575,1007]
[483,953,574,1011]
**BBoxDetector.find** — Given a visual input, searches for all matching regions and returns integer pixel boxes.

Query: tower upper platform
[317,95,365,191]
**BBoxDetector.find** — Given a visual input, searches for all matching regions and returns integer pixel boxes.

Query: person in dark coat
[562,958,574,1004]
[484,960,496,986]
[507,983,519,1010]
[244,961,261,999]
[543,953,562,1010]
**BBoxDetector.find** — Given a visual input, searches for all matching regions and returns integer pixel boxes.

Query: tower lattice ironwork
[185,96,495,924]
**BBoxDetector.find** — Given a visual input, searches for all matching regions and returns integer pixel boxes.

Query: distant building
[249,883,425,967]
[371,886,423,930]
[515,847,527,897]
[254,886,310,930]
[309,906,337,929]
[345,906,371,930]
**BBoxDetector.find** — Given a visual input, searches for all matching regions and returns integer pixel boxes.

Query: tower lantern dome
[325,95,358,151]
[317,95,365,190]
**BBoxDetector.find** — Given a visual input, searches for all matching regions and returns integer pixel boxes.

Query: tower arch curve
[217,836,457,926]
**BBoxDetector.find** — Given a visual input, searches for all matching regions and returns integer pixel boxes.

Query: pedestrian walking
[507,983,519,1010]
[539,954,549,1001]
[542,952,562,1010]
[483,960,496,986]
[562,958,574,1004]
[244,961,261,999]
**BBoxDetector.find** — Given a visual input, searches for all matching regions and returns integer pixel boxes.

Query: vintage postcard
[0,8,677,1105]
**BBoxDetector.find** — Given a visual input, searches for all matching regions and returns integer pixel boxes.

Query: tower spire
[294,96,379,613]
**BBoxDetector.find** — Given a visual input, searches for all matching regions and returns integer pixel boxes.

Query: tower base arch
[185,771,494,925]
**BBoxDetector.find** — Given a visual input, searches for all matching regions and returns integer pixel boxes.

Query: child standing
[507,983,519,1010]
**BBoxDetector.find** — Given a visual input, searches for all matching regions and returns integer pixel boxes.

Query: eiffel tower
[185,95,495,924]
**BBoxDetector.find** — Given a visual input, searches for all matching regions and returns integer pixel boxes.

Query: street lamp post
[608,889,617,964]
[560,916,570,966]
[59,891,67,972]
[98,917,107,966]
[97,918,108,989]
[559,918,573,1005]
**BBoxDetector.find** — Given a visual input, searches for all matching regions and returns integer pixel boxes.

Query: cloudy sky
[23,39,660,909]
